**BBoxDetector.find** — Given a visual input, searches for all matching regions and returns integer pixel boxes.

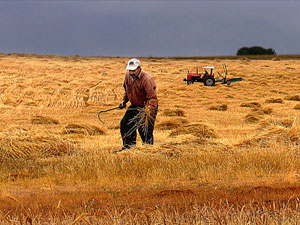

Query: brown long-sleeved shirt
[122,70,158,109]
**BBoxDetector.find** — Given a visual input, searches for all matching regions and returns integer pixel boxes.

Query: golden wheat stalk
[7,195,32,223]
[71,213,90,225]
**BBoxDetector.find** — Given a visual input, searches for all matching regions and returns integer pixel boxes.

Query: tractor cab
[202,66,214,76]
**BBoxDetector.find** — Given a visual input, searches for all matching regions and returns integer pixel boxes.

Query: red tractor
[183,64,242,86]
[184,66,216,86]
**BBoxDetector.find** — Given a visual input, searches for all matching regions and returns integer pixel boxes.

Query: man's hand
[119,101,126,109]
[145,105,157,118]
[150,108,158,117]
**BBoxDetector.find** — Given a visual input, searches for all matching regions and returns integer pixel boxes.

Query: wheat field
[0,53,299,224]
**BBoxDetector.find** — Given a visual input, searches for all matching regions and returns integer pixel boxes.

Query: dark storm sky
[0,0,299,57]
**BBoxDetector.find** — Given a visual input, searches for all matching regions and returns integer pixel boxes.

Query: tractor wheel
[204,77,215,86]
[187,80,193,85]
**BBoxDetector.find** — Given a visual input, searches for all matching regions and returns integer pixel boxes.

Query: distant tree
[237,46,276,55]
[237,47,250,55]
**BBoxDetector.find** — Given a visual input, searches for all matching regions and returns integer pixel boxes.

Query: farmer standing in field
[114,58,158,153]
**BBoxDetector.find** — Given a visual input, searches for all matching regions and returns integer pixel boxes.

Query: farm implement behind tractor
[183,64,242,86]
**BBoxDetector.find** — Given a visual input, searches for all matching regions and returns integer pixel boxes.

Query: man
[114,58,158,153]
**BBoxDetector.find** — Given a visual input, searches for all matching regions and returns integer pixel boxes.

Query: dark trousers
[120,105,157,149]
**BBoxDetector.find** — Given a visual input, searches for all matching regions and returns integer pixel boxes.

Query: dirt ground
[2,181,300,214]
